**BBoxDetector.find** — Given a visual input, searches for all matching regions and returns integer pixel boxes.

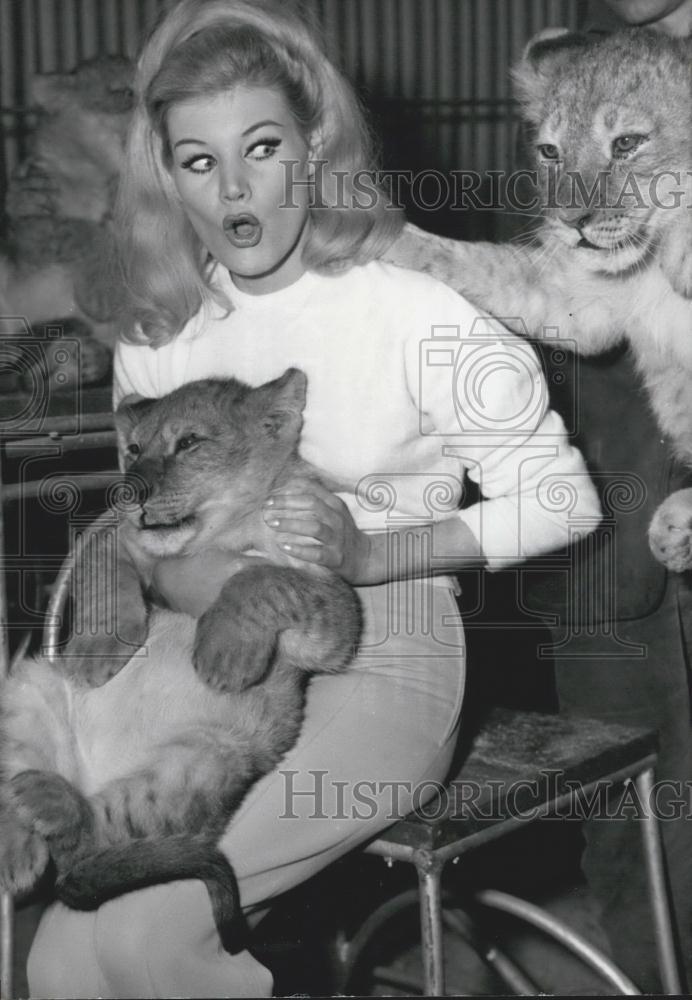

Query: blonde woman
[28,1,601,995]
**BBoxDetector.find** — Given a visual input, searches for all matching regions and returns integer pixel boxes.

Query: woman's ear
[308,127,325,163]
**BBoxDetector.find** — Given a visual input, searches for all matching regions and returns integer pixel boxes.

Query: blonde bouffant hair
[116,0,403,346]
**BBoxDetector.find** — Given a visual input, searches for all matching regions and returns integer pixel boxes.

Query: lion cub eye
[538,143,560,161]
[612,134,647,159]
[176,433,201,454]
[126,443,141,457]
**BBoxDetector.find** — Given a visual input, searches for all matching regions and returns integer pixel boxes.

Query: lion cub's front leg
[194,565,360,692]
[0,803,49,896]
[659,217,692,299]
[10,771,95,876]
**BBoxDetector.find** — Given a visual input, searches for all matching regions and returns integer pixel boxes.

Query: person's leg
[28,885,274,1000]
[28,579,465,998]
[554,575,692,993]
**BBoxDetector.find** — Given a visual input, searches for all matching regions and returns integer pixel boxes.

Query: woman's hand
[262,477,372,584]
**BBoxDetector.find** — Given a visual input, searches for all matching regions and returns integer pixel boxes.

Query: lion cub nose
[559,207,595,230]
[125,469,152,507]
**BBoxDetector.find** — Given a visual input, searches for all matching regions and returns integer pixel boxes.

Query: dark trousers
[554,575,692,993]
[500,347,692,992]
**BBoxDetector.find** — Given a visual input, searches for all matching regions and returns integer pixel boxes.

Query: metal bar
[474,888,640,994]
[0,96,519,112]
[4,431,117,457]
[335,886,422,992]
[635,769,686,995]
[73,0,85,61]
[366,754,659,866]
[43,547,75,661]
[53,0,65,68]
[10,0,28,164]
[372,96,519,107]
[0,472,120,505]
[94,0,107,54]
[0,449,14,1000]
[31,0,41,72]
[416,860,445,996]
[0,7,10,193]
[60,0,78,70]
[442,907,540,995]
[0,891,13,1000]
[0,411,115,438]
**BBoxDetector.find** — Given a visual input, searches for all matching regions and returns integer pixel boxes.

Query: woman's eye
[538,143,560,161]
[180,154,216,174]
[246,138,281,161]
[612,134,647,159]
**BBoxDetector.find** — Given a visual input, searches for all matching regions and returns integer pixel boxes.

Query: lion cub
[385,28,692,570]
[0,369,360,950]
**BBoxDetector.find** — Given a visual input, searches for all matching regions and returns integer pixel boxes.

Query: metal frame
[354,760,683,996]
[0,459,14,1000]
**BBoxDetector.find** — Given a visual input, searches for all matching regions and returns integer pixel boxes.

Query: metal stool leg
[0,462,14,1000]
[0,893,13,1000]
[634,768,685,995]
[415,853,445,996]
[473,888,640,994]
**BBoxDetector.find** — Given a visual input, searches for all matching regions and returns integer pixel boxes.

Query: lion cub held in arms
[0,369,360,951]
[385,28,692,571]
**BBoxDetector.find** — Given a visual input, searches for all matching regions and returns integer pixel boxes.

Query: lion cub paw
[11,770,92,870]
[194,609,276,693]
[0,814,49,895]
[660,222,692,299]
[648,489,692,572]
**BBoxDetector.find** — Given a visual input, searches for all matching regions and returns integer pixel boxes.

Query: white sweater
[114,261,601,570]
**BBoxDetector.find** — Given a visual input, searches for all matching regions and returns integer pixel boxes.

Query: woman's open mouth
[223,213,262,248]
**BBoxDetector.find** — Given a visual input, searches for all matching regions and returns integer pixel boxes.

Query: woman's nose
[219,162,250,202]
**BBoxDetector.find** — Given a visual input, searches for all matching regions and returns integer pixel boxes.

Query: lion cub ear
[115,393,156,426]
[512,28,590,121]
[114,394,156,451]
[252,368,308,443]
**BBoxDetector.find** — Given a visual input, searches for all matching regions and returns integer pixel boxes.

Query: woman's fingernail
[264,498,275,508]
[281,543,292,552]
[267,518,280,528]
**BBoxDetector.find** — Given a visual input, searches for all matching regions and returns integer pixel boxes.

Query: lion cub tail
[54,834,246,953]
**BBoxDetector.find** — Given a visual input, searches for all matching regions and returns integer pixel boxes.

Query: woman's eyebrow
[242,119,284,136]
[173,120,284,148]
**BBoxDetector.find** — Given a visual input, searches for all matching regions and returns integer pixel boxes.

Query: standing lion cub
[0,369,360,951]
[385,28,692,570]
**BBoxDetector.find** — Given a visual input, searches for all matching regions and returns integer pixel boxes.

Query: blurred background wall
[0,0,588,239]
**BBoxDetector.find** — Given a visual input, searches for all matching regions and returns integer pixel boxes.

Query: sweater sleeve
[404,281,602,570]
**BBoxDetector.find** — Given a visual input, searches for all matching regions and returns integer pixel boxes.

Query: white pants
[28,578,465,998]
